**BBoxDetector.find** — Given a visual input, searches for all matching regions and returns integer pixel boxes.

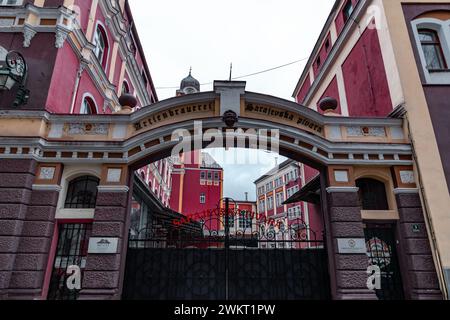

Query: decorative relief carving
[23,25,37,48]
[55,26,70,48]
[107,168,122,183]
[67,123,109,135]
[400,170,415,184]
[0,18,15,27]
[39,167,55,180]
[347,126,386,137]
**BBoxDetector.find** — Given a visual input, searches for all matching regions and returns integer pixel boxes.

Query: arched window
[418,28,447,70]
[356,178,389,211]
[65,176,100,209]
[121,81,130,95]
[80,96,97,114]
[93,24,108,68]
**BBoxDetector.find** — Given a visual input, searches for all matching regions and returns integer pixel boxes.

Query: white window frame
[200,193,206,204]
[412,17,450,84]
[92,21,110,71]
[80,93,99,114]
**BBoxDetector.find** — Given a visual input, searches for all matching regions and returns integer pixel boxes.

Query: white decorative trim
[393,188,420,195]
[56,208,95,220]
[32,184,62,192]
[326,187,359,193]
[55,25,70,49]
[399,170,415,184]
[80,92,99,114]
[411,18,450,85]
[97,185,129,193]
[106,168,122,183]
[38,167,56,180]
[23,24,37,48]
[334,170,349,183]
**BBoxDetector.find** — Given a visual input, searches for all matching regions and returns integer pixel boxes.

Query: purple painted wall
[402,3,450,189]
[0,33,58,111]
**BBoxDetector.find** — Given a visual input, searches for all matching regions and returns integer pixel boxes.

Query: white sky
[129,0,335,201]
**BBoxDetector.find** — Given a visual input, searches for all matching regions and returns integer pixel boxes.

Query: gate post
[391,166,442,300]
[324,166,377,300]
[79,165,132,300]
[0,159,36,299]
[0,160,60,300]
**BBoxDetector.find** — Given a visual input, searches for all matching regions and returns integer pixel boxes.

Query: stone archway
[0,81,441,300]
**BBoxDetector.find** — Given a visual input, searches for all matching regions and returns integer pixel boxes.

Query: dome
[180,69,200,92]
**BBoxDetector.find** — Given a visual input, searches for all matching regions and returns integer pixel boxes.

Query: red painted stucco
[342,24,393,117]
[318,76,342,115]
[169,152,224,231]
[45,43,78,113]
[296,73,312,104]
[335,0,360,35]
[313,33,332,77]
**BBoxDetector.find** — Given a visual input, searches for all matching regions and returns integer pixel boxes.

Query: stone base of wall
[79,190,130,301]
[396,191,443,300]
[327,190,377,300]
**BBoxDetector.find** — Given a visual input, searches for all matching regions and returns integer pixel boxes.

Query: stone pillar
[327,188,377,300]
[80,165,131,300]
[395,189,442,300]
[325,166,376,300]
[4,163,61,300]
[0,159,36,299]
[7,186,59,299]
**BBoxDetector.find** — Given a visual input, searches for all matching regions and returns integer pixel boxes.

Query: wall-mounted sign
[88,237,119,254]
[133,102,215,131]
[337,238,367,254]
[244,103,324,135]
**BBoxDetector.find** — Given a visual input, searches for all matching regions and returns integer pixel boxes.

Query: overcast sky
[129,0,335,201]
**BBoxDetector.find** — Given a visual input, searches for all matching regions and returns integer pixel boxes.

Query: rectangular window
[276,193,284,207]
[343,0,354,23]
[325,38,330,52]
[142,69,149,89]
[200,171,206,180]
[418,29,447,71]
[208,172,212,180]
[214,172,220,181]
[239,211,252,229]
[200,193,206,204]
[267,197,274,210]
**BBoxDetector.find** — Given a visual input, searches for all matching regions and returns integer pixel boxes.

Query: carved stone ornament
[222,110,238,128]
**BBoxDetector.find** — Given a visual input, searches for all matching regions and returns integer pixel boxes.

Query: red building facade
[255,160,324,248]
[0,0,168,299]
[169,151,224,231]
[290,0,449,299]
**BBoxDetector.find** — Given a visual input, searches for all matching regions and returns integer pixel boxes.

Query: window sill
[56,208,96,220]
[428,69,450,73]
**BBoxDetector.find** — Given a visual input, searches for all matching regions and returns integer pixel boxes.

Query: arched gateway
[0,81,439,300]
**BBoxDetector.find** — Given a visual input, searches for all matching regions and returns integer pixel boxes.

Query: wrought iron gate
[122,202,331,300]
[47,223,92,300]
[364,224,405,300]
